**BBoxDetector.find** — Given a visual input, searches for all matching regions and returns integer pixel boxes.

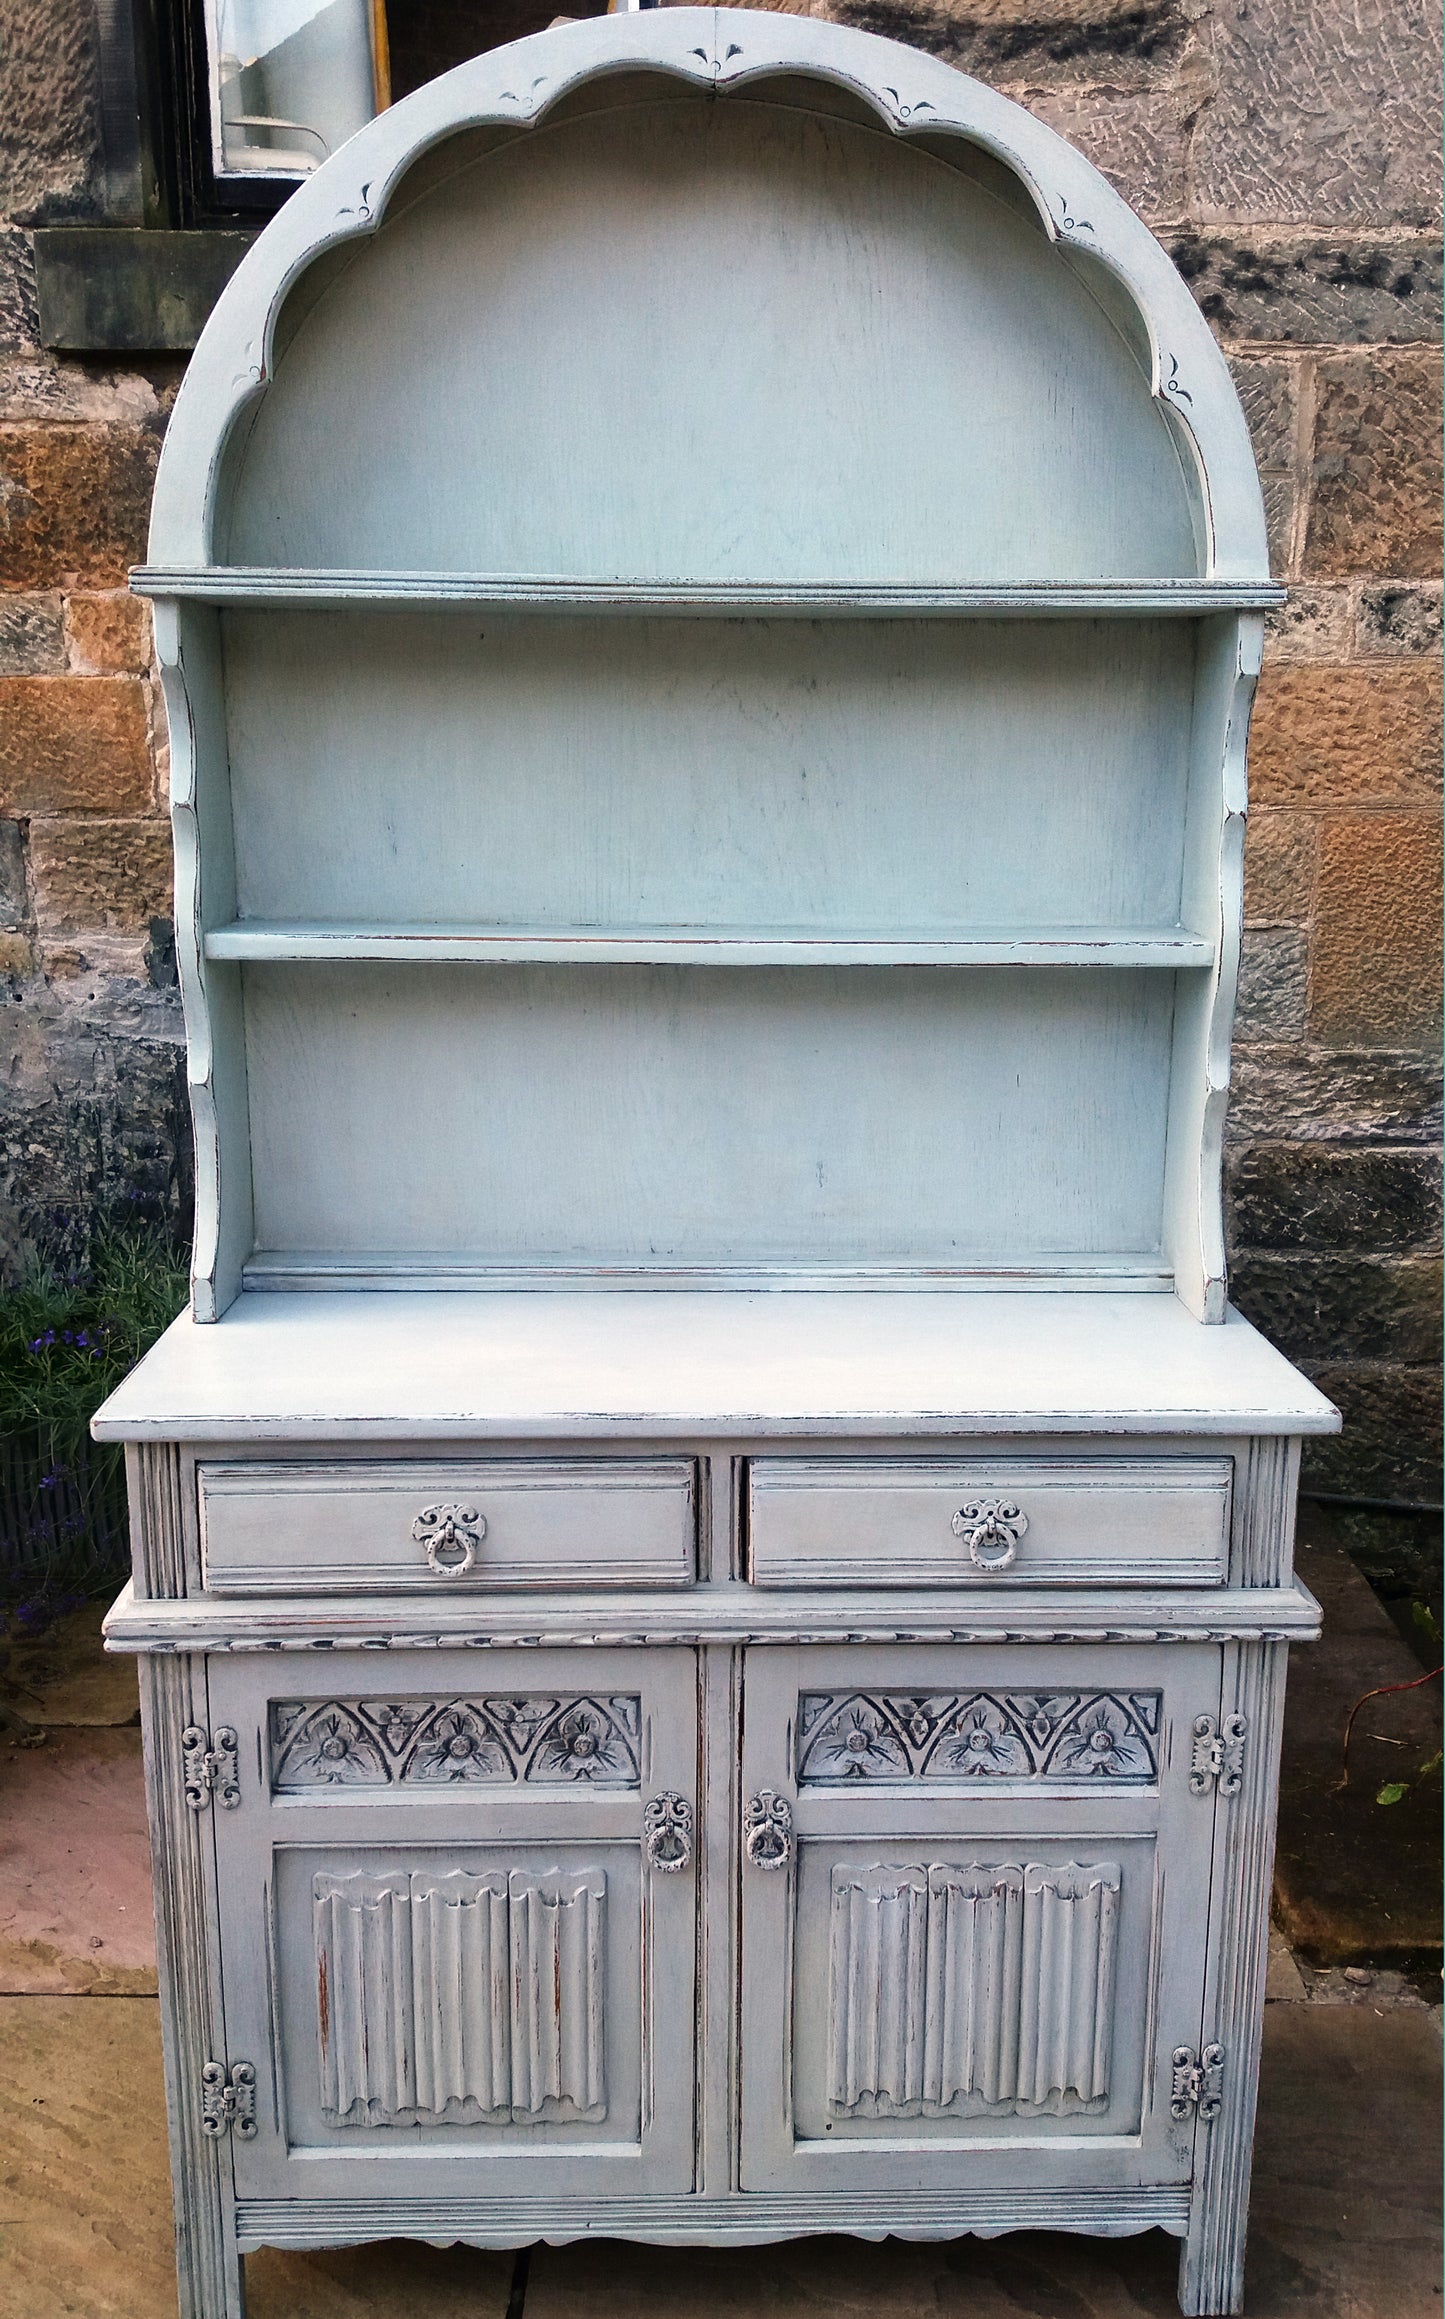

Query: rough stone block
[1009,84,1186,222]
[1357,583,1444,659]
[1227,1046,1442,1145]
[0,676,152,814]
[0,591,63,673]
[1230,1252,1442,1365]
[0,970,189,1267]
[1309,811,1443,1047]
[0,421,158,588]
[1235,926,1308,1041]
[1229,354,1296,571]
[1265,587,1352,664]
[820,0,1189,88]
[0,0,102,223]
[1192,0,1443,228]
[0,229,40,355]
[1169,231,1443,345]
[1227,1143,1443,1252]
[1243,811,1316,925]
[1300,1362,1443,1502]
[1304,353,1444,581]
[30,817,172,933]
[65,590,151,675]
[0,817,29,928]
[1249,663,1443,808]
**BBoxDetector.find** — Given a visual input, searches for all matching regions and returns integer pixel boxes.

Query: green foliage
[0,1226,188,1453]
[1377,1751,1443,1810]
[0,1225,188,1610]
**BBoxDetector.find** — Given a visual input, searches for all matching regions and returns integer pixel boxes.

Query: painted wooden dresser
[97,12,1338,2315]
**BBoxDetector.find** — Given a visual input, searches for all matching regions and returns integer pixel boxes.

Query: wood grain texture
[1230,1438,1300,1588]
[103,1577,1325,1656]
[127,1441,190,1598]
[91,1295,1341,1441]
[221,99,1198,582]
[146,10,1271,577]
[218,614,1200,937]
[747,1455,1232,1589]
[203,926,1217,968]
[135,573,1285,612]
[197,1455,697,1594]
[154,601,252,1323]
[240,964,1176,1270]
[232,2183,1191,2248]
[137,1653,245,2319]
[1180,1639,1289,2316]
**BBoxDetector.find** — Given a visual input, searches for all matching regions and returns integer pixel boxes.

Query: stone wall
[0,0,1439,1496]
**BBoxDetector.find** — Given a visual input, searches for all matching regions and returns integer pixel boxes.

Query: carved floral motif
[797,1690,1160,1784]
[271,1693,642,1791]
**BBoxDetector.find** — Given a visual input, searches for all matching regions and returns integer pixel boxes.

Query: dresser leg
[1176,1639,1291,2319]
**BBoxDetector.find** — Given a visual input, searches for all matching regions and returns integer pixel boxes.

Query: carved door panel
[206,1646,698,2201]
[739,1642,1220,2194]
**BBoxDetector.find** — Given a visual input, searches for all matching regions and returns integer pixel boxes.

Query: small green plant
[1377,1752,1442,1808]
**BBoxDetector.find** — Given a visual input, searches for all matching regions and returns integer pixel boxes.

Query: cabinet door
[739,1642,1219,2195]
[207,1647,698,2201]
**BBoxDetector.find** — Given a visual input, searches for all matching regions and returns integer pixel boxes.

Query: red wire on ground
[1337,1665,1443,1791]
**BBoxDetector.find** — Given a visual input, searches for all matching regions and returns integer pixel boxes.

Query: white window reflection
[206,0,389,179]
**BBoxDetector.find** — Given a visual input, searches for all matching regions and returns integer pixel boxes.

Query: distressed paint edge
[102,1576,1326,1655]
[233,2184,1191,2251]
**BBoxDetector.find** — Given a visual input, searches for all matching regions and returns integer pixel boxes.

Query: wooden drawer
[198,1459,697,1594]
[746,1456,1231,1587]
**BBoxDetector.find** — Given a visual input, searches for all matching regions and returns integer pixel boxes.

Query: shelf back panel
[221,89,1199,582]
[223,613,1198,935]
[242,963,1174,1270]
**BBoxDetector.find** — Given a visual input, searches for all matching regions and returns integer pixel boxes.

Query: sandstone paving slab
[2,1601,140,1730]
[0,1726,156,1992]
[525,2010,1443,2319]
[0,1994,176,2319]
[0,1997,513,2319]
[0,1994,1438,2318]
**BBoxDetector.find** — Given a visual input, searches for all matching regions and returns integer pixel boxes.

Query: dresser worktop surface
[93,1290,1340,1442]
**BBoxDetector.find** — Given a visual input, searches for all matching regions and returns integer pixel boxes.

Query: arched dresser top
[144,7,1270,585]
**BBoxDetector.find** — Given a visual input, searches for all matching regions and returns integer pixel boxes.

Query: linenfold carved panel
[313,1867,607,2127]
[798,1691,1159,1784]
[274,1695,641,1791]
[827,1859,1121,2118]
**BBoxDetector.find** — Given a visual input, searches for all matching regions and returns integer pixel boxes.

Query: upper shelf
[132,570,1284,618]
[204,922,1218,968]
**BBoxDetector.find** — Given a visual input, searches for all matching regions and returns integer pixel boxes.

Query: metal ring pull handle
[643,1792,694,1874]
[950,1498,1028,1574]
[744,1788,794,1872]
[412,1502,485,1578]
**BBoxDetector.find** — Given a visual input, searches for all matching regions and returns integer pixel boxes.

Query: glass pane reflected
[207,0,389,178]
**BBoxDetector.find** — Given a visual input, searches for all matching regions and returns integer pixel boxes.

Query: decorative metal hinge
[200,2059,257,2139]
[1189,1711,1247,1797]
[182,1725,241,1812]
[1170,2042,1225,2121]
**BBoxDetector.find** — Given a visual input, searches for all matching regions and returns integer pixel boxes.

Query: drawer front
[747,1457,1231,1587]
[199,1459,697,1594]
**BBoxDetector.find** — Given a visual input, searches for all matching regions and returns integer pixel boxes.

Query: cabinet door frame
[738,1640,1220,2196]
[205,1644,699,2202]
